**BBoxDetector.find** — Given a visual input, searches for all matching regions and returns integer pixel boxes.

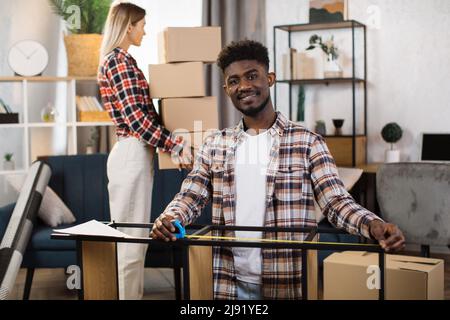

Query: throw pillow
[6,174,76,227]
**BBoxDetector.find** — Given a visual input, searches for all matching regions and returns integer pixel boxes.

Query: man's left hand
[369,220,405,253]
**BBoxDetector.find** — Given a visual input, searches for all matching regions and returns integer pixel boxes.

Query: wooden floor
[9,252,450,300]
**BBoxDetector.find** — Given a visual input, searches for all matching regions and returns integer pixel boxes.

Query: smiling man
[150,40,405,300]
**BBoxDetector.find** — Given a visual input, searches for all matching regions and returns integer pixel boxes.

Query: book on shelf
[76,96,104,112]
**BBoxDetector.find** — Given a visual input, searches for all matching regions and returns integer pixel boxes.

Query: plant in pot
[306,34,343,78]
[3,153,14,171]
[86,127,100,154]
[381,122,403,162]
[49,0,111,76]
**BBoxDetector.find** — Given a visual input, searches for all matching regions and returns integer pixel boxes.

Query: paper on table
[53,220,131,238]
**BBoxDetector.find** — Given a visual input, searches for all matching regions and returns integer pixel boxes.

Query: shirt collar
[113,47,136,64]
[234,111,287,137]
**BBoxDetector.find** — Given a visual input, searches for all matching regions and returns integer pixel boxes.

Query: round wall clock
[8,40,49,77]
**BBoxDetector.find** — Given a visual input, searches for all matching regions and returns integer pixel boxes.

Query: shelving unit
[273,20,367,167]
[0,76,114,176]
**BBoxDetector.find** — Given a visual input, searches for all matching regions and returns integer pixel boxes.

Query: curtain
[203,0,266,129]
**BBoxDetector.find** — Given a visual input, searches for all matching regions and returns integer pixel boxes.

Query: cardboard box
[324,136,366,167]
[158,27,222,63]
[160,97,219,132]
[148,62,206,98]
[324,251,444,300]
[158,130,212,170]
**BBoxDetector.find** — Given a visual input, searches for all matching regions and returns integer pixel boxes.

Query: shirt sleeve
[309,135,384,238]
[107,57,183,154]
[162,135,215,226]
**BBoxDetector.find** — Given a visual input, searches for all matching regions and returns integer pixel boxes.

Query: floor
[9,251,450,300]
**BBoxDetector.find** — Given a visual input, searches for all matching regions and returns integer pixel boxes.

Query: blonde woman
[98,2,189,299]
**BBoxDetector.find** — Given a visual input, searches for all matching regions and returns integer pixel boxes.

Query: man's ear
[222,84,230,97]
[267,72,276,87]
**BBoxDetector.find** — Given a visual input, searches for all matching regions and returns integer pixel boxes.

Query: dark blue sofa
[0,153,211,299]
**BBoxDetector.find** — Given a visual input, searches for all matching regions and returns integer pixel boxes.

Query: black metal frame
[52,222,386,300]
[273,20,368,167]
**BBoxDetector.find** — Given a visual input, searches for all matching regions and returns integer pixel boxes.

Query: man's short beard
[237,95,271,117]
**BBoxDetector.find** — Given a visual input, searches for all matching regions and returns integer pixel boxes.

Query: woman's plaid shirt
[98,47,183,153]
[164,112,383,299]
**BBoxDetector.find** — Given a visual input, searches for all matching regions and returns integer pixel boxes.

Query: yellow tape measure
[185,234,380,247]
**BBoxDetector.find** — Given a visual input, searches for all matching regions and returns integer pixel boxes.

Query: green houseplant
[381,122,403,162]
[48,0,112,76]
[3,153,14,171]
[306,34,342,78]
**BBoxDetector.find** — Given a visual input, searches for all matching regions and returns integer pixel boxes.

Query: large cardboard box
[148,62,205,98]
[324,251,444,300]
[158,130,213,170]
[160,97,219,132]
[158,27,222,63]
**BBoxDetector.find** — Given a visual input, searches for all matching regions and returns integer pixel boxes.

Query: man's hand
[150,213,177,242]
[178,146,195,171]
[369,220,405,252]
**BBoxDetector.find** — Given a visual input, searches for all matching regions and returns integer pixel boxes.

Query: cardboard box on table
[148,62,205,98]
[158,27,222,63]
[324,251,444,300]
[160,97,219,132]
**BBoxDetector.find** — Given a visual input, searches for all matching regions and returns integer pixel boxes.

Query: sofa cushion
[43,154,110,223]
[28,223,76,251]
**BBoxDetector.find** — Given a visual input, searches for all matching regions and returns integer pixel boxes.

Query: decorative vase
[3,160,15,171]
[332,119,345,136]
[324,53,343,78]
[41,103,58,122]
[385,149,400,163]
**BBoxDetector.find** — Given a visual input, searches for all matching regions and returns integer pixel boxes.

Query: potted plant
[49,0,111,76]
[315,120,326,136]
[381,122,403,162]
[306,34,342,78]
[86,127,100,154]
[3,153,14,171]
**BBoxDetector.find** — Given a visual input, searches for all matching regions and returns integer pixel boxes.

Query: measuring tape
[172,220,380,247]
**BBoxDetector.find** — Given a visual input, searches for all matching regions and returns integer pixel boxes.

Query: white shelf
[73,122,114,127]
[0,169,27,175]
[0,76,107,172]
[0,123,25,128]
[28,122,68,128]
[0,76,97,82]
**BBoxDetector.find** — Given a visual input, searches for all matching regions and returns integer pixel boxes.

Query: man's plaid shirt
[164,112,383,299]
[98,47,183,153]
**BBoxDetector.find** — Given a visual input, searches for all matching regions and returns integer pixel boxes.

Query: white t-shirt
[233,130,273,284]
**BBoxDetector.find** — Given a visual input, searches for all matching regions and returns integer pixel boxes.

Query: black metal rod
[182,244,190,300]
[301,248,308,300]
[379,251,385,300]
[76,240,84,300]
[351,20,356,167]
[288,30,292,120]
[274,26,277,110]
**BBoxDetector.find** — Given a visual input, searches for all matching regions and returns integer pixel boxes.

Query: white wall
[266,0,450,163]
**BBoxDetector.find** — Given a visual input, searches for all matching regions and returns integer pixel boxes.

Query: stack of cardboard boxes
[148,27,222,169]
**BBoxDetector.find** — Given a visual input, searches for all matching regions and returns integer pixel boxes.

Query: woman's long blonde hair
[100,2,146,62]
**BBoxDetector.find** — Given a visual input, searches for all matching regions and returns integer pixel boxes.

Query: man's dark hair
[216,40,270,72]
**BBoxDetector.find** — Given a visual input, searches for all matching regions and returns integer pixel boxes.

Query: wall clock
[8,40,49,77]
